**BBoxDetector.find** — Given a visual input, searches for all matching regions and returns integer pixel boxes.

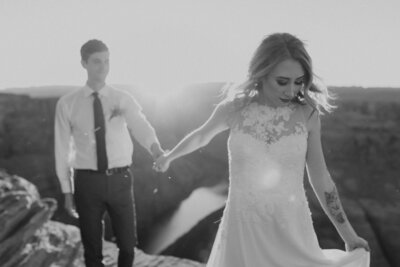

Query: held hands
[150,142,165,161]
[64,193,79,218]
[150,142,171,172]
[153,153,171,173]
[345,235,370,252]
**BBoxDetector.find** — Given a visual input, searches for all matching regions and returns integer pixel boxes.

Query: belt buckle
[105,169,113,176]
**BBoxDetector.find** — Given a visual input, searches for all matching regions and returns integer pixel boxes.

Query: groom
[54,39,164,267]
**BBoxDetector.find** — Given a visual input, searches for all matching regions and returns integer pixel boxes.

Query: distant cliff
[0,84,399,266]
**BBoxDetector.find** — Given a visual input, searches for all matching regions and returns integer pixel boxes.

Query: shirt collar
[82,84,111,97]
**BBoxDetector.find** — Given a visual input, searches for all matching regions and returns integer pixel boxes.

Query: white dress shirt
[55,85,159,193]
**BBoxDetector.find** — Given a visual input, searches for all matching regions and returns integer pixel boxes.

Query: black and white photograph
[0,1,399,266]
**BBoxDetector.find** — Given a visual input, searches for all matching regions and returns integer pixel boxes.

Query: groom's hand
[150,142,164,161]
[153,154,170,173]
[64,193,79,218]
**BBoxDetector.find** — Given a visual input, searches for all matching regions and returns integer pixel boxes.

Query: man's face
[81,51,110,83]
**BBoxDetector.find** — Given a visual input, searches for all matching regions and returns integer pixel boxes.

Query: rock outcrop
[0,170,78,267]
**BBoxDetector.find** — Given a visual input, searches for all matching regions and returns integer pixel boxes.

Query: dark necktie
[93,92,108,172]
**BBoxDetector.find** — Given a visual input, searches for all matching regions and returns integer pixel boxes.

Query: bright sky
[1,0,399,91]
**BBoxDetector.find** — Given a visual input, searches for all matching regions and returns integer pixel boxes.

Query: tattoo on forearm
[324,187,346,224]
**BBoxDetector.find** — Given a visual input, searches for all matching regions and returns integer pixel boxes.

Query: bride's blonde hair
[224,33,335,113]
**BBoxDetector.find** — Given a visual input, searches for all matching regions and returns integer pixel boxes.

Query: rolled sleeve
[123,94,160,154]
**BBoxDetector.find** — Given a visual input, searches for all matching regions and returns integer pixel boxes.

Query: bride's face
[260,59,305,107]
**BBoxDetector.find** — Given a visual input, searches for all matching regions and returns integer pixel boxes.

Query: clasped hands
[150,143,171,173]
[152,152,170,173]
[150,142,170,172]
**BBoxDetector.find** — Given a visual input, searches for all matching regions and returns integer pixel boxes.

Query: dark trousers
[74,168,137,267]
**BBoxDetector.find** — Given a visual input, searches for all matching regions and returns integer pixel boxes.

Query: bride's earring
[251,81,261,98]
[254,81,262,92]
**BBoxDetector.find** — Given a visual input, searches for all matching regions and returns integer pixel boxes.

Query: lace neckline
[248,100,296,113]
[232,100,306,146]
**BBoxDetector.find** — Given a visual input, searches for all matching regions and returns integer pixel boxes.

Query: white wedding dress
[206,102,369,267]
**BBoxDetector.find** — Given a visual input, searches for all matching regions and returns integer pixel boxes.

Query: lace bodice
[227,102,309,223]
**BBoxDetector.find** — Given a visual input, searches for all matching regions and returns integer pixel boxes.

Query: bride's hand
[153,153,171,173]
[345,236,370,252]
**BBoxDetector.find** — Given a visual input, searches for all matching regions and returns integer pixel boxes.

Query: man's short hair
[80,39,108,62]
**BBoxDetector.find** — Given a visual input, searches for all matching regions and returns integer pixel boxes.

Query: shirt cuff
[146,136,159,154]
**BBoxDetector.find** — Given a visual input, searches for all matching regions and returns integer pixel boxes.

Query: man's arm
[124,94,164,159]
[55,99,73,193]
[54,99,78,218]
[150,142,164,160]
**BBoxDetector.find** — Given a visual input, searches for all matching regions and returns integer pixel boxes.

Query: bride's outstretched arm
[305,111,370,252]
[154,101,232,172]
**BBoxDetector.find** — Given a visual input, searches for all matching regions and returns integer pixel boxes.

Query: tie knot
[93,92,99,98]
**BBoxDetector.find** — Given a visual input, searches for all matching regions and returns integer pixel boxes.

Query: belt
[75,166,130,176]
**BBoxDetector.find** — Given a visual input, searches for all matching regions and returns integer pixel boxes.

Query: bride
[154,32,370,267]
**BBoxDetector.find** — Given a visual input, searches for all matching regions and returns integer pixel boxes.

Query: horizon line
[1,82,400,92]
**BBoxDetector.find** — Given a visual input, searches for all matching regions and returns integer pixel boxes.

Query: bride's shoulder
[298,103,320,131]
[219,95,252,112]
[214,96,251,127]
[216,98,236,113]
[299,103,315,117]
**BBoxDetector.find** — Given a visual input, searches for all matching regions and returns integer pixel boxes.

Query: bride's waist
[228,188,305,202]
[229,166,305,180]
[228,177,304,192]
[225,190,310,222]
